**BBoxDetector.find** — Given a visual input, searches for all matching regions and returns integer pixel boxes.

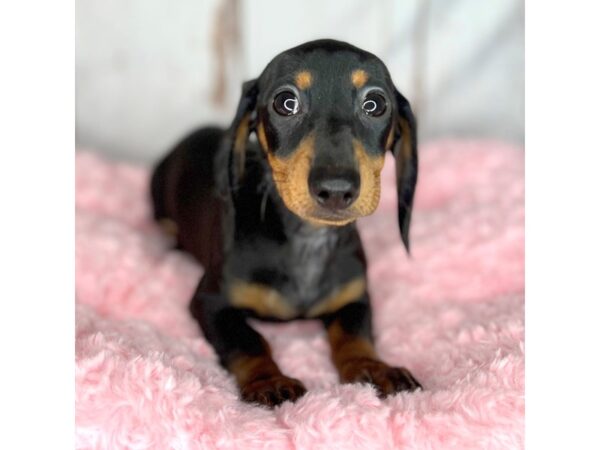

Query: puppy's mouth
[301,205,362,226]
[271,183,381,227]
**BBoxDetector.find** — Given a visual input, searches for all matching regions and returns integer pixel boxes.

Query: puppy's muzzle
[308,168,360,211]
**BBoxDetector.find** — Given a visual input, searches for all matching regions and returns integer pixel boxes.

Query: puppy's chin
[290,205,366,227]
[305,215,356,227]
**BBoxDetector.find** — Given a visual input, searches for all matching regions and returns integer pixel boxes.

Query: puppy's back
[150,126,226,267]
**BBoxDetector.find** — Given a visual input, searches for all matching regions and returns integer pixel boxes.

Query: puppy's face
[228,40,417,249]
[254,41,398,226]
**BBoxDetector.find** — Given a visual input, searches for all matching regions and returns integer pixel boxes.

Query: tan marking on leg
[229,349,308,406]
[307,277,366,317]
[351,69,369,88]
[294,70,313,90]
[228,353,281,387]
[351,140,385,217]
[228,280,297,319]
[327,318,422,394]
[327,320,378,373]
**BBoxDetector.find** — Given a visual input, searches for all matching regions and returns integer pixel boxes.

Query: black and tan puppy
[151,39,421,408]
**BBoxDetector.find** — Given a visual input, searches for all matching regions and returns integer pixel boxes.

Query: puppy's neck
[275,197,349,301]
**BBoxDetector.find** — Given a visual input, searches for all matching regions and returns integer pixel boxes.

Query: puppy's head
[227,39,418,252]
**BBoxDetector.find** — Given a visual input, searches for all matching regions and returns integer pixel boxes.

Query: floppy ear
[392,89,418,254]
[224,78,259,192]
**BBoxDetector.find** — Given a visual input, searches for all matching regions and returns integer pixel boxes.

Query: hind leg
[150,153,183,248]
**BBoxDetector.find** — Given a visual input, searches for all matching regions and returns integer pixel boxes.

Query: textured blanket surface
[75,140,524,449]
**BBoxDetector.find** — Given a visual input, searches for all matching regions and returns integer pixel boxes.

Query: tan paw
[240,374,307,407]
[340,357,422,397]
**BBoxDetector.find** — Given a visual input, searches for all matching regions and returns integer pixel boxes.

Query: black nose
[309,169,360,210]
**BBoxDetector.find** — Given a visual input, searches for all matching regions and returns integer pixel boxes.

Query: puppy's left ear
[225,78,259,191]
[391,89,418,254]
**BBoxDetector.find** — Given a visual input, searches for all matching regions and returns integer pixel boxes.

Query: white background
[76,0,524,162]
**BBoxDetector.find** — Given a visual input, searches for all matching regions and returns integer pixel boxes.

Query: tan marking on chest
[307,277,367,317]
[229,281,298,319]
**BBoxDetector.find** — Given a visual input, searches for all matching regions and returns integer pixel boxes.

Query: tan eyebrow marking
[351,69,369,88]
[295,70,313,90]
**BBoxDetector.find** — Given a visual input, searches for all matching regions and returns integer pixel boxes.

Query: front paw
[339,357,422,397]
[240,374,307,407]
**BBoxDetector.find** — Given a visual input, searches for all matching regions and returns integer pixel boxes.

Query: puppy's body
[151,40,421,407]
[152,129,364,318]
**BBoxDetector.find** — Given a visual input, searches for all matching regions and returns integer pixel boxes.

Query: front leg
[190,277,306,407]
[323,300,422,397]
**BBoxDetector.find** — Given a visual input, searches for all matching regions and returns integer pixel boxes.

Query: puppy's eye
[273,91,300,116]
[362,93,386,117]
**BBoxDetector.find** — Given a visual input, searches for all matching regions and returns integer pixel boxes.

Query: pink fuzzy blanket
[75,140,524,449]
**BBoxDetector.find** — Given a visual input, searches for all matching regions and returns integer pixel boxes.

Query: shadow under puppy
[151,39,421,408]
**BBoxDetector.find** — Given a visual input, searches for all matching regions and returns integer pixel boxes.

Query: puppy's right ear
[391,89,418,254]
[224,78,259,192]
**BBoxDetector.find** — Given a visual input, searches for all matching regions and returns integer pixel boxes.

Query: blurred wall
[76,0,524,163]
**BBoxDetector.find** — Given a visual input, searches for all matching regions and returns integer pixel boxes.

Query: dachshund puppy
[151,39,421,408]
